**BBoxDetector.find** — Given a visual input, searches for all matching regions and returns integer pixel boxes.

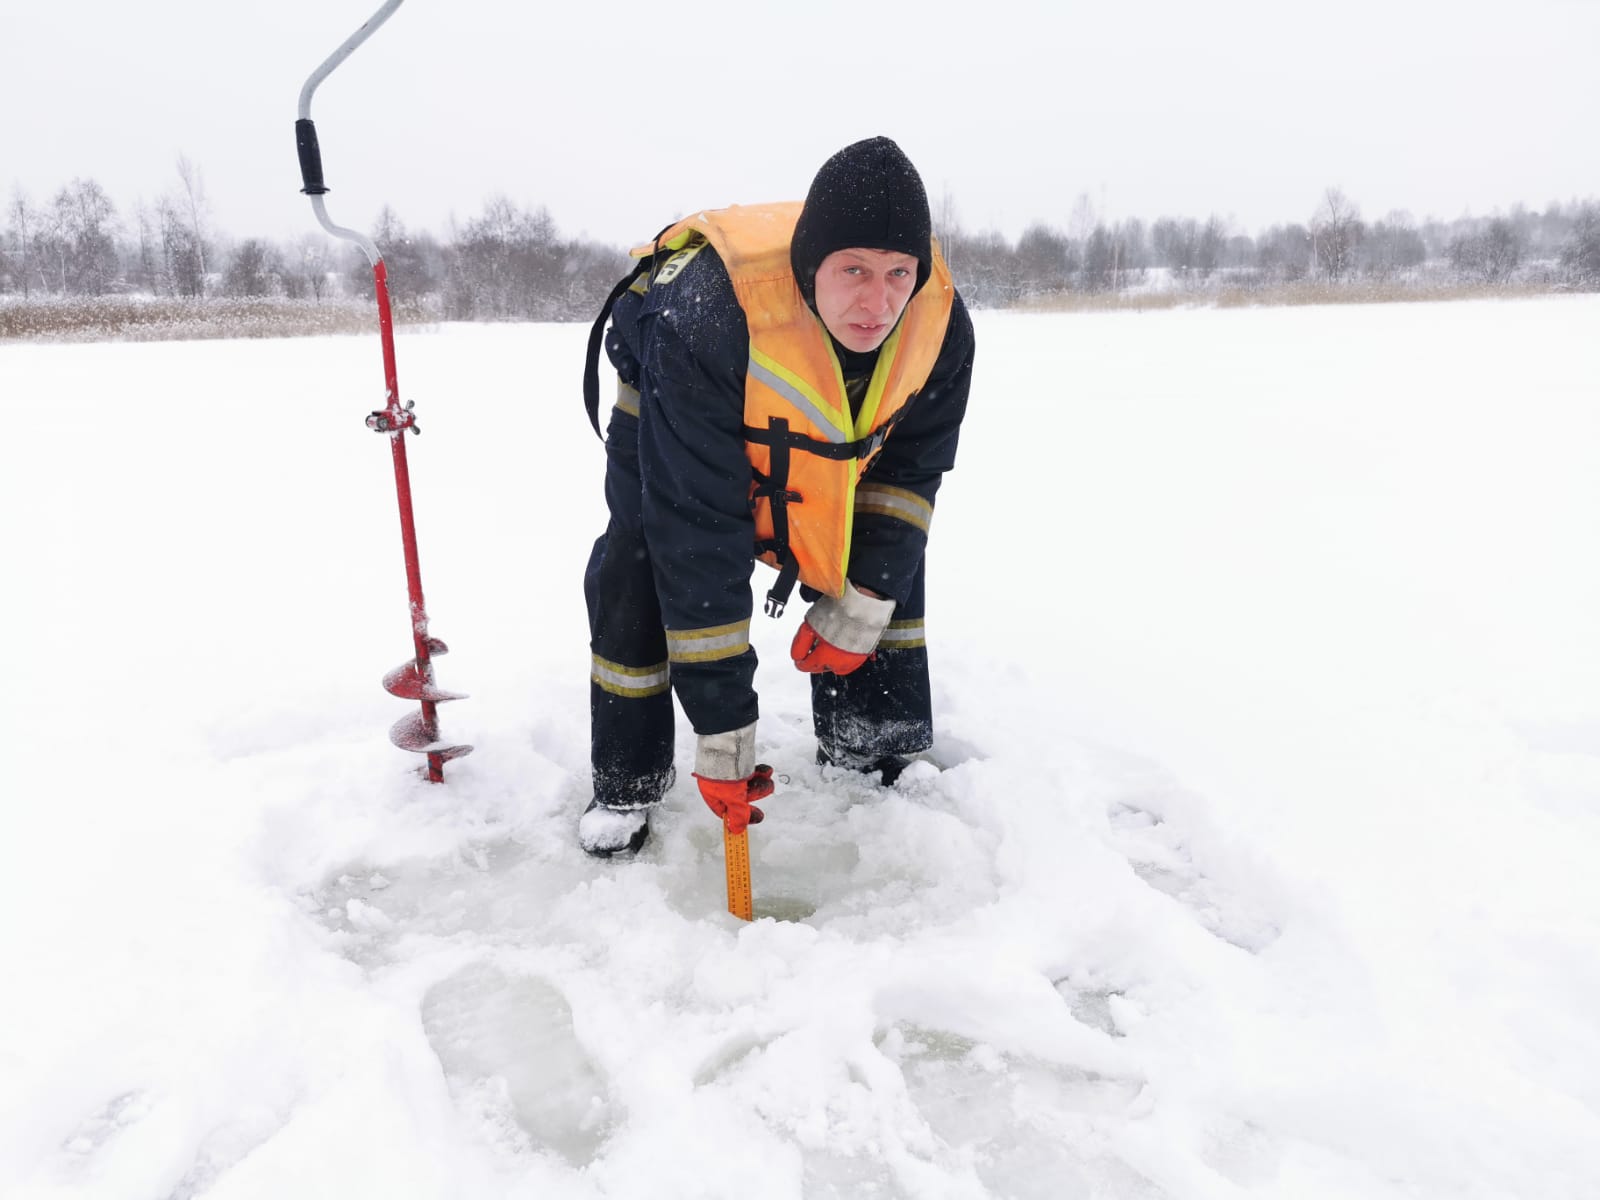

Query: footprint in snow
[420,960,613,1166]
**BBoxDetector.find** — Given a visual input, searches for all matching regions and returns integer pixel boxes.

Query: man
[580,136,976,857]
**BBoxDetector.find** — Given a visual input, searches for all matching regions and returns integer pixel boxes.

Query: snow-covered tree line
[0,173,626,322]
[5,171,1599,316]
[941,187,1600,307]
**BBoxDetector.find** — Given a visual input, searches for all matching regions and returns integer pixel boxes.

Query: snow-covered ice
[3,296,1598,1198]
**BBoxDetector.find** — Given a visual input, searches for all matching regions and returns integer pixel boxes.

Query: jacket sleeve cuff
[694,721,758,780]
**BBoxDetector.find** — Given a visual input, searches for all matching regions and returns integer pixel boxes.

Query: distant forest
[4,162,1599,324]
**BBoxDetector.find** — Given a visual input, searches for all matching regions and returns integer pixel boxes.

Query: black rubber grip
[296,119,329,195]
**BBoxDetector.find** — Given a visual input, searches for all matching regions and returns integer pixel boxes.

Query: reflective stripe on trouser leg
[586,418,675,809]
[811,558,932,761]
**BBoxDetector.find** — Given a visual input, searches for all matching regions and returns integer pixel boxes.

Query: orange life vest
[634,203,955,610]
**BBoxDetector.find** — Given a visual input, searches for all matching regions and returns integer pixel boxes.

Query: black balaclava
[790,136,933,314]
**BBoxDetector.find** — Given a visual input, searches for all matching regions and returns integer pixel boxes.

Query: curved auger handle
[294,0,404,264]
[295,0,472,783]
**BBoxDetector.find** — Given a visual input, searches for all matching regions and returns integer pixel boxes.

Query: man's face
[812,248,920,353]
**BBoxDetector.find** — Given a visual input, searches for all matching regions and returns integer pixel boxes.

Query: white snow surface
[3,298,1599,1199]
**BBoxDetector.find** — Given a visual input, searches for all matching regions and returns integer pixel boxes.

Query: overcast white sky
[4,0,1597,249]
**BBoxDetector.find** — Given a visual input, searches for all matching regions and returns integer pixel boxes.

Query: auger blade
[383,659,468,702]
[389,710,474,760]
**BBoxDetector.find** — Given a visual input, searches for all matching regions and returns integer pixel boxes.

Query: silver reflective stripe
[666,621,751,664]
[591,655,670,697]
[856,484,934,532]
[749,356,847,444]
[878,619,926,650]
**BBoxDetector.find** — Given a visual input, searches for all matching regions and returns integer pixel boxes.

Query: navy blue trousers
[585,412,933,807]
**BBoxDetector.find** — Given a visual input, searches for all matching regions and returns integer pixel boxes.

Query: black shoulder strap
[583,224,676,443]
[582,259,651,441]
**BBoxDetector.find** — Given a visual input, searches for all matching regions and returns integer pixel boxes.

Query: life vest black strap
[582,259,651,441]
[742,404,908,462]
[751,417,801,617]
[583,223,676,443]
[745,404,914,617]
[764,557,800,618]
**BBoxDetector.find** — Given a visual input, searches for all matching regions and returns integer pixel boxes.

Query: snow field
[3,297,1598,1198]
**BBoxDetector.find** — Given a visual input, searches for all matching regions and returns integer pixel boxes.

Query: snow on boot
[579,801,650,857]
[816,745,912,786]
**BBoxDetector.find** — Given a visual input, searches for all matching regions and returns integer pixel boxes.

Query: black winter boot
[816,745,912,786]
[578,800,651,857]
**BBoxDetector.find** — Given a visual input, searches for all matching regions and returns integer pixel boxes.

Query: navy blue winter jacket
[603,244,976,737]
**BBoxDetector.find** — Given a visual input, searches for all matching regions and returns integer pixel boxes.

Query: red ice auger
[295,0,471,782]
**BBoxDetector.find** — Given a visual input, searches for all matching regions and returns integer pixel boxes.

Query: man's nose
[860,277,890,312]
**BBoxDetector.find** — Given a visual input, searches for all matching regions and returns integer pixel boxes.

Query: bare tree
[1117,217,1148,273]
[1449,218,1523,284]
[1150,215,1227,282]
[1479,219,1523,283]
[1256,224,1312,282]
[5,189,41,297]
[175,154,209,293]
[1196,216,1228,277]
[224,239,276,297]
[42,190,72,294]
[50,178,119,295]
[1560,204,1600,288]
[445,197,569,320]
[347,206,440,299]
[1067,193,1097,243]
[1014,223,1074,294]
[291,233,334,301]
[1362,210,1426,279]
[932,188,963,276]
[1080,224,1117,292]
[157,194,205,298]
[130,201,159,294]
[1311,188,1363,281]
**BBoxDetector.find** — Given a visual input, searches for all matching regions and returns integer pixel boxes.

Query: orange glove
[789,584,898,676]
[789,622,873,675]
[695,765,775,834]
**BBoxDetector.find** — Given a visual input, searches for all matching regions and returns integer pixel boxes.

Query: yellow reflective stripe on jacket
[877,618,926,650]
[592,654,670,697]
[615,381,640,418]
[665,620,751,664]
[855,482,933,532]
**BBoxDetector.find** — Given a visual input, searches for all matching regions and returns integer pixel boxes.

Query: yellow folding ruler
[724,826,754,921]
